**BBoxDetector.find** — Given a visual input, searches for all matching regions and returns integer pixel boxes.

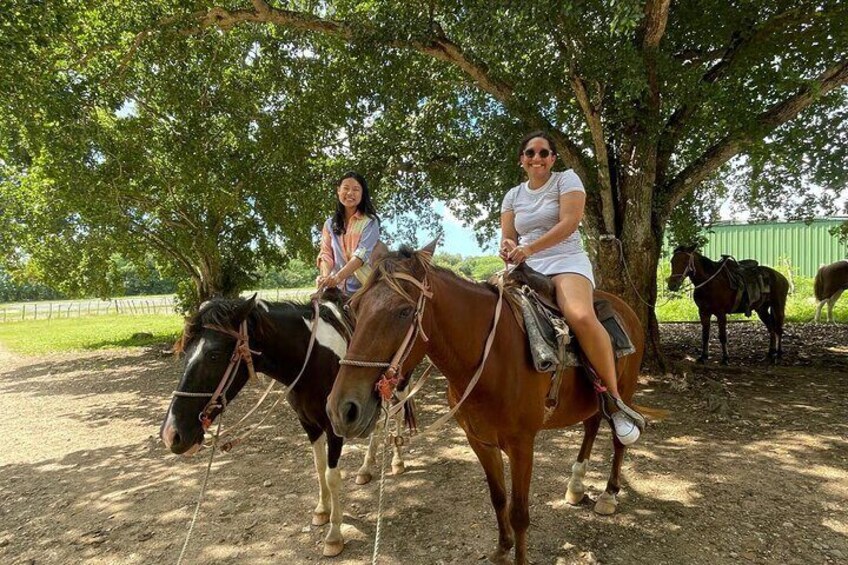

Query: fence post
[22,304,26,321]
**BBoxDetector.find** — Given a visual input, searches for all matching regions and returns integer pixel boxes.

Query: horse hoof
[322,539,344,557]
[392,462,406,475]
[593,492,618,515]
[696,356,707,364]
[355,473,372,485]
[565,486,585,505]
[312,512,329,526]
[720,358,729,366]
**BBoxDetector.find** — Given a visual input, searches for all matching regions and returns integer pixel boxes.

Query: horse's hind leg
[717,313,729,365]
[755,305,778,362]
[828,290,844,322]
[594,435,626,516]
[466,436,513,564]
[566,413,602,505]
[815,299,826,322]
[322,432,345,557]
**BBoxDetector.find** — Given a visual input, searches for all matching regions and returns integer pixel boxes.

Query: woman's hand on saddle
[500,239,517,262]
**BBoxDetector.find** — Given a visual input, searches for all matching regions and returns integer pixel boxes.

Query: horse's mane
[349,245,497,313]
[176,297,314,354]
[672,243,698,255]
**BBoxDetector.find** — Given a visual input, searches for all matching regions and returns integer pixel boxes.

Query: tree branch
[656,4,828,185]
[663,59,848,219]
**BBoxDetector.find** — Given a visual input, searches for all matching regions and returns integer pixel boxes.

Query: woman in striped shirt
[316,172,381,294]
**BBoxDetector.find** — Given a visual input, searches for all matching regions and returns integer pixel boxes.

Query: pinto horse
[667,245,789,364]
[814,259,848,322]
[326,242,648,565]
[159,294,409,557]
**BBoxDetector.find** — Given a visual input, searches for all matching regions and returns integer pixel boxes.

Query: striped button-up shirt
[317,212,380,293]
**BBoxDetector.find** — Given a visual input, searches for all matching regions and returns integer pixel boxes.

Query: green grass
[0,314,184,355]
[655,275,848,323]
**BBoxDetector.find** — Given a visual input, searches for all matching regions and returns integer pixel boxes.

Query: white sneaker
[612,411,641,446]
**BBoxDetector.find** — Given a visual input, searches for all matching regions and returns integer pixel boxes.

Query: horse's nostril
[172,431,182,446]
[342,401,360,426]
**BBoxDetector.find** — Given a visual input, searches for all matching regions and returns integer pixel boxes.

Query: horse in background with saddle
[814,259,848,322]
[667,244,790,364]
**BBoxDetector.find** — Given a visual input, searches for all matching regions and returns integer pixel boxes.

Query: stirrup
[613,397,646,432]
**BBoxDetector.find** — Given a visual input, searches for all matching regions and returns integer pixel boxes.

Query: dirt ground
[1,321,846,565]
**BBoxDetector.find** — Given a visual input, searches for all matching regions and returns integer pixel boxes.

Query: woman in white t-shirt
[500,131,644,445]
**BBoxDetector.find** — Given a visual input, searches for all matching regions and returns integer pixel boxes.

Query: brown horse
[326,242,648,565]
[814,260,848,322]
[667,245,789,364]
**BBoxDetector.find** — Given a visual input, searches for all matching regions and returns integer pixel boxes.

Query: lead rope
[176,413,224,565]
[371,408,393,565]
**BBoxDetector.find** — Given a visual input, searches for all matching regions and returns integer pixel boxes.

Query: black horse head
[160,296,258,455]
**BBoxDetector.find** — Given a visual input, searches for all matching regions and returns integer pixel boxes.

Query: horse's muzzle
[160,413,204,455]
[327,395,378,439]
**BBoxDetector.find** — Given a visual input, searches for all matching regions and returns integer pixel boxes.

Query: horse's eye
[398,306,413,319]
[209,351,221,362]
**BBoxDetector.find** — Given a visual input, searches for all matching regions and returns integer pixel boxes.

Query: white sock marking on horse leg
[323,466,344,555]
[594,491,618,515]
[815,300,824,322]
[566,460,588,505]
[311,434,330,523]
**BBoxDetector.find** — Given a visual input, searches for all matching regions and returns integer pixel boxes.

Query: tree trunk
[593,188,668,373]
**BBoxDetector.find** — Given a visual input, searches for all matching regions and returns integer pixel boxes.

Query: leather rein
[339,268,506,437]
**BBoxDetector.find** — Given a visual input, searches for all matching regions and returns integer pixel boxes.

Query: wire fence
[0,288,314,324]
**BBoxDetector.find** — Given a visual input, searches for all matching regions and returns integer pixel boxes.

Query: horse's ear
[417,235,441,262]
[370,240,388,265]
[233,293,258,323]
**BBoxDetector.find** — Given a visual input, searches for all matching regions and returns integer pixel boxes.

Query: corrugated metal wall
[699,219,848,277]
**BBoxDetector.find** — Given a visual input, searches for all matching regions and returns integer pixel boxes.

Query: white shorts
[527,251,596,289]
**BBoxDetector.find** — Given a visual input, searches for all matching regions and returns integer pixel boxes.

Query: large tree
[4,1,847,361]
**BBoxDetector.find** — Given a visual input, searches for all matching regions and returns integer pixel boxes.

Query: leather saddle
[720,256,770,316]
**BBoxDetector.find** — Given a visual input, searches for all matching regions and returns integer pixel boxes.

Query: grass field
[0,280,844,355]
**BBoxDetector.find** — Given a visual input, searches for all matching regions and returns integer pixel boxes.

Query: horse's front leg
[697,309,711,363]
[506,438,535,565]
[717,313,729,365]
[307,429,331,527]
[466,436,513,564]
[322,432,345,557]
[391,390,409,475]
[356,430,377,485]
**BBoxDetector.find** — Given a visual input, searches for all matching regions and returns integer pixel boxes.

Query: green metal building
[698,217,847,277]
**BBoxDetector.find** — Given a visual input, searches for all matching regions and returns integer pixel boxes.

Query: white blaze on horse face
[185,336,209,371]
[304,317,347,359]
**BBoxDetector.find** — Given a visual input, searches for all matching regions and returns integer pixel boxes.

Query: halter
[671,250,732,290]
[173,319,260,431]
[339,272,433,401]
[339,264,506,437]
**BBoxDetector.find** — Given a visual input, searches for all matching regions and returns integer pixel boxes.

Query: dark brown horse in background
[326,242,654,565]
[667,245,790,364]
[814,259,848,322]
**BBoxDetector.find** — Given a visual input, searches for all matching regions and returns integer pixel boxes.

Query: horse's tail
[814,267,826,301]
[633,404,670,423]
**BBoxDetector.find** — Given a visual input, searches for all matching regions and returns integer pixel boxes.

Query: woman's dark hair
[517,130,558,158]
[331,171,380,235]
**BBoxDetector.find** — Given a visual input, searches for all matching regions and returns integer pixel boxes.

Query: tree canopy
[2,1,846,347]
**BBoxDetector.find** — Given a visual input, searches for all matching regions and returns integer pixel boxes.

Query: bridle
[338,263,506,434]
[339,272,433,401]
[172,319,260,431]
[670,250,730,290]
[172,299,322,446]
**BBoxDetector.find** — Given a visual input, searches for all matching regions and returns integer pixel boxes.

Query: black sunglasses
[523,148,554,159]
